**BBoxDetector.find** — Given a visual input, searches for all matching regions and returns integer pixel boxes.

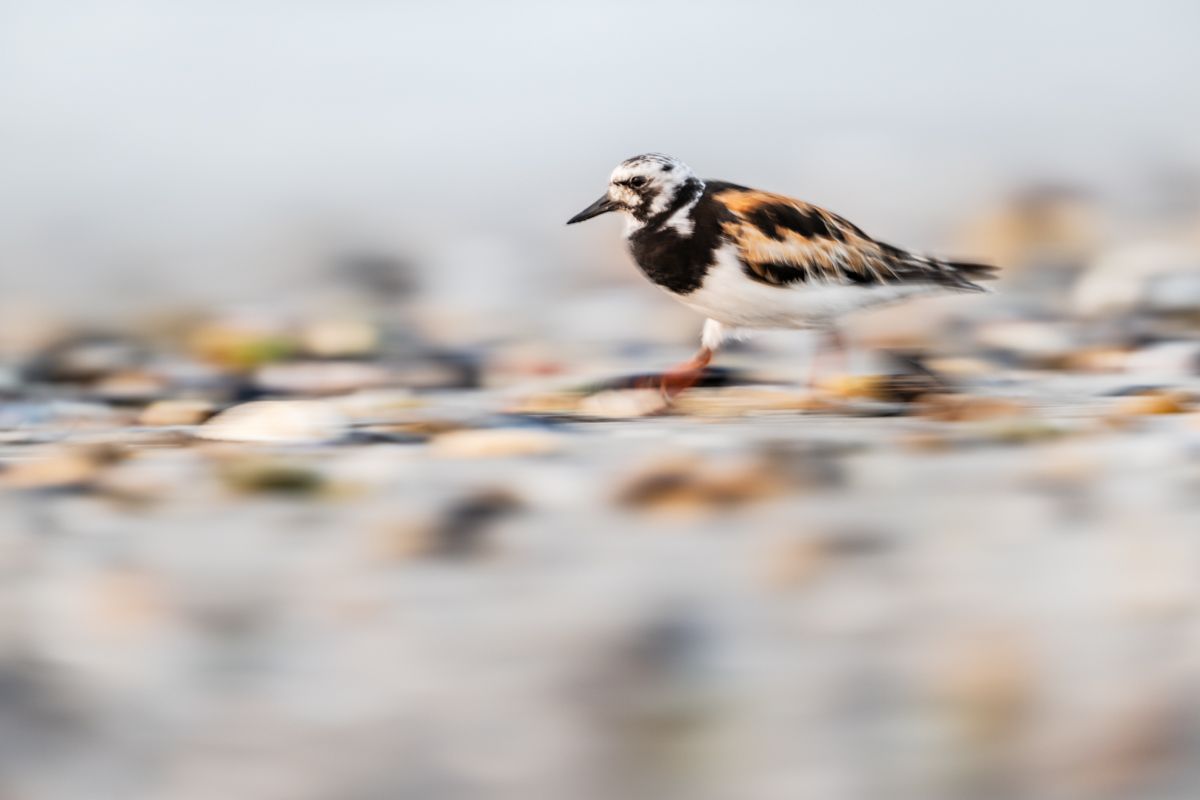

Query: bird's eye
[628,176,648,189]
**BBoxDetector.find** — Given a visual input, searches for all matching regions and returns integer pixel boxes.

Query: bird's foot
[636,347,714,403]
[657,364,707,401]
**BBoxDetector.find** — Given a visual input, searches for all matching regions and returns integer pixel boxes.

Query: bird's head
[567,153,698,227]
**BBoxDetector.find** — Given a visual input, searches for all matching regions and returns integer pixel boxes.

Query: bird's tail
[896,252,999,292]
[878,241,999,292]
[936,259,1000,292]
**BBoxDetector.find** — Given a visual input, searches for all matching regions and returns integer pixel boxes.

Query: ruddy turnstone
[567,153,997,395]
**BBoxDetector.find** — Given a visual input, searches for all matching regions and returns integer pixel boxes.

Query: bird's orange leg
[658,346,714,400]
[632,346,714,400]
[632,320,722,401]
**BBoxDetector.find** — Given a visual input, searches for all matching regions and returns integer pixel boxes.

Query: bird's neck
[624,177,705,238]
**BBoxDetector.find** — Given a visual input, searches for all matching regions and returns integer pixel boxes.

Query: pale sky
[2,0,1198,307]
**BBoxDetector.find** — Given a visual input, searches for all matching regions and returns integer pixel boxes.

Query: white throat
[662,191,701,236]
[622,180,704,238]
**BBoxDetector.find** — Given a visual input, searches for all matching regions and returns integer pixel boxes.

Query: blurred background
[3,1,1200,798]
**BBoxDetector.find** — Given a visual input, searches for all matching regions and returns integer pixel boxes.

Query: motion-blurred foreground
[4,190,1200,800]
[4,2,1200,799]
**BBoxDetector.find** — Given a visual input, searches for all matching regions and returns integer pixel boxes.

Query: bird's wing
[711,185,996,290]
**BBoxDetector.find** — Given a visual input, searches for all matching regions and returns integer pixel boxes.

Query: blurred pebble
[138,399,217,427]
[815,374,886,401]
[923,356,1002,379]
[374,489,523,560]
[217,456,326,495]
[974,320,1080,367]
[614,454,789,514]
[819,372,947,404]
[372,518,436,561]
[821,527,892,557]
[77,428,191,449]
[388,349,483,390]
[0,402,56,430]
[1062,345,1132,373]
[1073,241,1200,318]
[755,440,848,488]
[430,428,563,458]
[188,316,297,369]
[88,567,166,638]
[254,361,394,395]
[671,387,832,417]
[1144,270,1200,315]
[90,370,170,404]
[1054,691,1181,798]
[1111,389,1192,417]
[846,298,958,350]
[93,452,187,504]
[0,401,132,436]
[2,452,98,491]
[904,419,1068,448]
[979,419,1069,445]
[587,608,717,764]
[960,186,1097,281]
[508,391,584,416]
[0,365,22,395]
[22,334,146,383]
[0,444,124,491]
[579,389,668,418]
[915,394,1031,422]
[615,457,706,513]
[1124,341,1200,379]
[487,341,567,381]
[356,419,465,443]
[761,536,826,588]
[299,319,380,358]
[330,251,418,302]
[898,430,956,451]
[934,633,1033,746]
[196,400,348,444]
[432,488,523,557]
[326,389,422,422]
[149,358,236,395]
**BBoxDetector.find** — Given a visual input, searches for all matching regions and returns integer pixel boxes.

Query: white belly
[673,244,939,329]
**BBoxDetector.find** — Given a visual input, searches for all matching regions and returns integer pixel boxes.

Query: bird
[566,153,997,396]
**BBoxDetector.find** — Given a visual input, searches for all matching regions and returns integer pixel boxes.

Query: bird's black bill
[566,195,618,225]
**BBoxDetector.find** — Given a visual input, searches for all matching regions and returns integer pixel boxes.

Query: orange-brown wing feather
[713,187,995,290]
